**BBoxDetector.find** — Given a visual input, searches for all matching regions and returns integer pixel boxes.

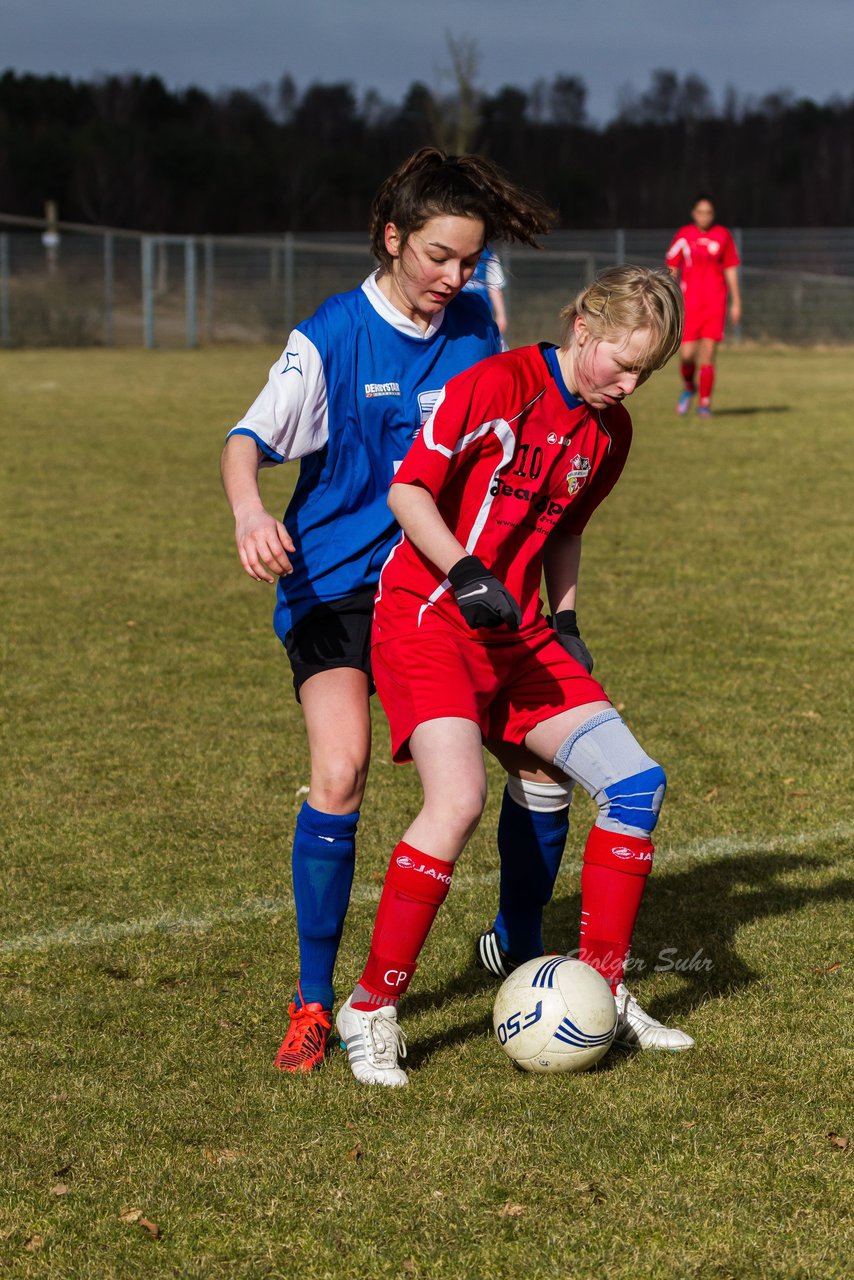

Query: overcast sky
[3,0,852,123]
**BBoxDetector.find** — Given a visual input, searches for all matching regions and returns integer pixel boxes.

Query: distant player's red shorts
[682,294,727,343]
[372,620,607,763]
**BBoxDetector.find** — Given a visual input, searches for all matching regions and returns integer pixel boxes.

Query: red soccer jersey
[373,344,632,641]
[665,223,740,307]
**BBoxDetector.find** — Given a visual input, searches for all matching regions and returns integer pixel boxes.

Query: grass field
[1,345,852,1279]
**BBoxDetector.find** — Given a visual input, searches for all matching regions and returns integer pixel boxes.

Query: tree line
[1,66,852,233]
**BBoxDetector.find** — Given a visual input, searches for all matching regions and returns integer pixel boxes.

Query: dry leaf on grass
[23,1235,44,1251]
[828,1132,850,1150]
[402,1262,416,1275]
[50,1184,68,1196]
[498,1201,525,1217]
[346,1142,364,1163]
[703,788,718,802]
[813,961,843,975]
[119,1208,161,1239]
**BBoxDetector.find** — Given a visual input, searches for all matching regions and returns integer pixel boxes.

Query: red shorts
[372,620,607,763]
[682,295,727,343]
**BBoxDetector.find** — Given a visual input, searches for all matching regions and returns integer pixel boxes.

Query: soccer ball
[492,956,617,1074]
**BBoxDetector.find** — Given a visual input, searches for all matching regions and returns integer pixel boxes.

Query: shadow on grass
[403,850,854,1055]
[552,850,854,1024]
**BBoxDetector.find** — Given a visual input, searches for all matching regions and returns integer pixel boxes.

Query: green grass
[0,346,852,1278]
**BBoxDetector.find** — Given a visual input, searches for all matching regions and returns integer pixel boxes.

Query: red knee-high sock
[352,842,453,1009]
[578,826,654,991]
[680,359,696,391]
[699,364,715,403]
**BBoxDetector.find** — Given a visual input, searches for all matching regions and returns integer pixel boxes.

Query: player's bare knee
[309,755,369,811]
[425,785,485,844]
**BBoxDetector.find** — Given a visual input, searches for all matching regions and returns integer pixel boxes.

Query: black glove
[550,609,594,673]
[448,556,522,631]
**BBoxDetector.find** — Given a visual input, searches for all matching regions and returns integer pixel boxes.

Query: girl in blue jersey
[221,148,554,1072]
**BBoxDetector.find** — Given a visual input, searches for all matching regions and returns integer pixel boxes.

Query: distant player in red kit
[334,265,695,1087]
[666,195,741,418]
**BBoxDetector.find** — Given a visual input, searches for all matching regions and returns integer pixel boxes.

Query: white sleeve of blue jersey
[229,330,328,465]
[484,253,506,290]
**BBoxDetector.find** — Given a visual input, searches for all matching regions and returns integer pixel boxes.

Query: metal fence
[2,213,854,348]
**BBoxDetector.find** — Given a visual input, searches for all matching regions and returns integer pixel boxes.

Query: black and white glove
[550,609,594,673]
[448,555,522,631]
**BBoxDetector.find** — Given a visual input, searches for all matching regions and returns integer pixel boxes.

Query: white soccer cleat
[336,997,409,1087]
[612,983,695,1052]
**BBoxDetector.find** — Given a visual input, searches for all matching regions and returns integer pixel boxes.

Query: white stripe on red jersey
[373,344,632,641]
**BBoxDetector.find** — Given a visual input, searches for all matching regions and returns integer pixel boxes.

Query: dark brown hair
[369,147,555,270]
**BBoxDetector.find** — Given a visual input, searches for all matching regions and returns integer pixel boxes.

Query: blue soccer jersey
[463,247,507,298]
[227,272,501,641]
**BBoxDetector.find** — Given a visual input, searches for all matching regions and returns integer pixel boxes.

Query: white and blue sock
[493,781,571,960]
[291,801,358,1009]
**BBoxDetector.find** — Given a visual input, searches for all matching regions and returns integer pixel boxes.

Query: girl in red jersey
[335,266,695,1087]
[222,149,554,1075]
[666,194,741,418]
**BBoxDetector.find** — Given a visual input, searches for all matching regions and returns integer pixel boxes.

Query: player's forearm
[543,531,583,614]
[388,482,467,576]
[221,434,266,518]
[724,266,741,305]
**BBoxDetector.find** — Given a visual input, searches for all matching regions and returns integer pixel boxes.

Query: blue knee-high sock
[493,787,569,960]
[291,802,358,1009]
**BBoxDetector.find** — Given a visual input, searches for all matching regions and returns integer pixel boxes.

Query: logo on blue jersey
[281,350,302,375]
[417,388,442,427]
[566,453,591,495]
[364,381,401,398]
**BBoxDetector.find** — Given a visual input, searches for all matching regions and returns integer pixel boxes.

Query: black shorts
[283,588,376,701]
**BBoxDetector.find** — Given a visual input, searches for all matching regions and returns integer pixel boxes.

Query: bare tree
[429,33,482,153]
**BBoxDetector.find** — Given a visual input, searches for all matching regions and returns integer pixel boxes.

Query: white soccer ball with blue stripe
[492,955,617,1073]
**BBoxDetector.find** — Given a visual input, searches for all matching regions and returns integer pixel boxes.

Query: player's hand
[235,507,295,582]
[550,609,594,673]
[730,300,742,326]
[448,555,522,631]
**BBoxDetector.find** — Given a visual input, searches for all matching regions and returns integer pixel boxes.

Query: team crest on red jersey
[566,454,591,495]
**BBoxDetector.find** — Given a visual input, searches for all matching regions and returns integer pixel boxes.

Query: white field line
[1,823,851,957]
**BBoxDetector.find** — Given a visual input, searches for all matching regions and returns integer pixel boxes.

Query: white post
[141,236,155,349]
[204,235,214,342]
[0,233,10,346]
[104,232,115,346]
[185,236,197,347]
[284,232,295,333]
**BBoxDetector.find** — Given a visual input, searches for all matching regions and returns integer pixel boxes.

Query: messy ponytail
[369,147,555,270]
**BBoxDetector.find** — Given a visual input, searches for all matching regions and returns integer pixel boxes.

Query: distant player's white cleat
[336,997,409,1087]
[612,983,695,1051]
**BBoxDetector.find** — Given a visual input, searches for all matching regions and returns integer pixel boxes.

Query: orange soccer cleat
[274,999,332,1073]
